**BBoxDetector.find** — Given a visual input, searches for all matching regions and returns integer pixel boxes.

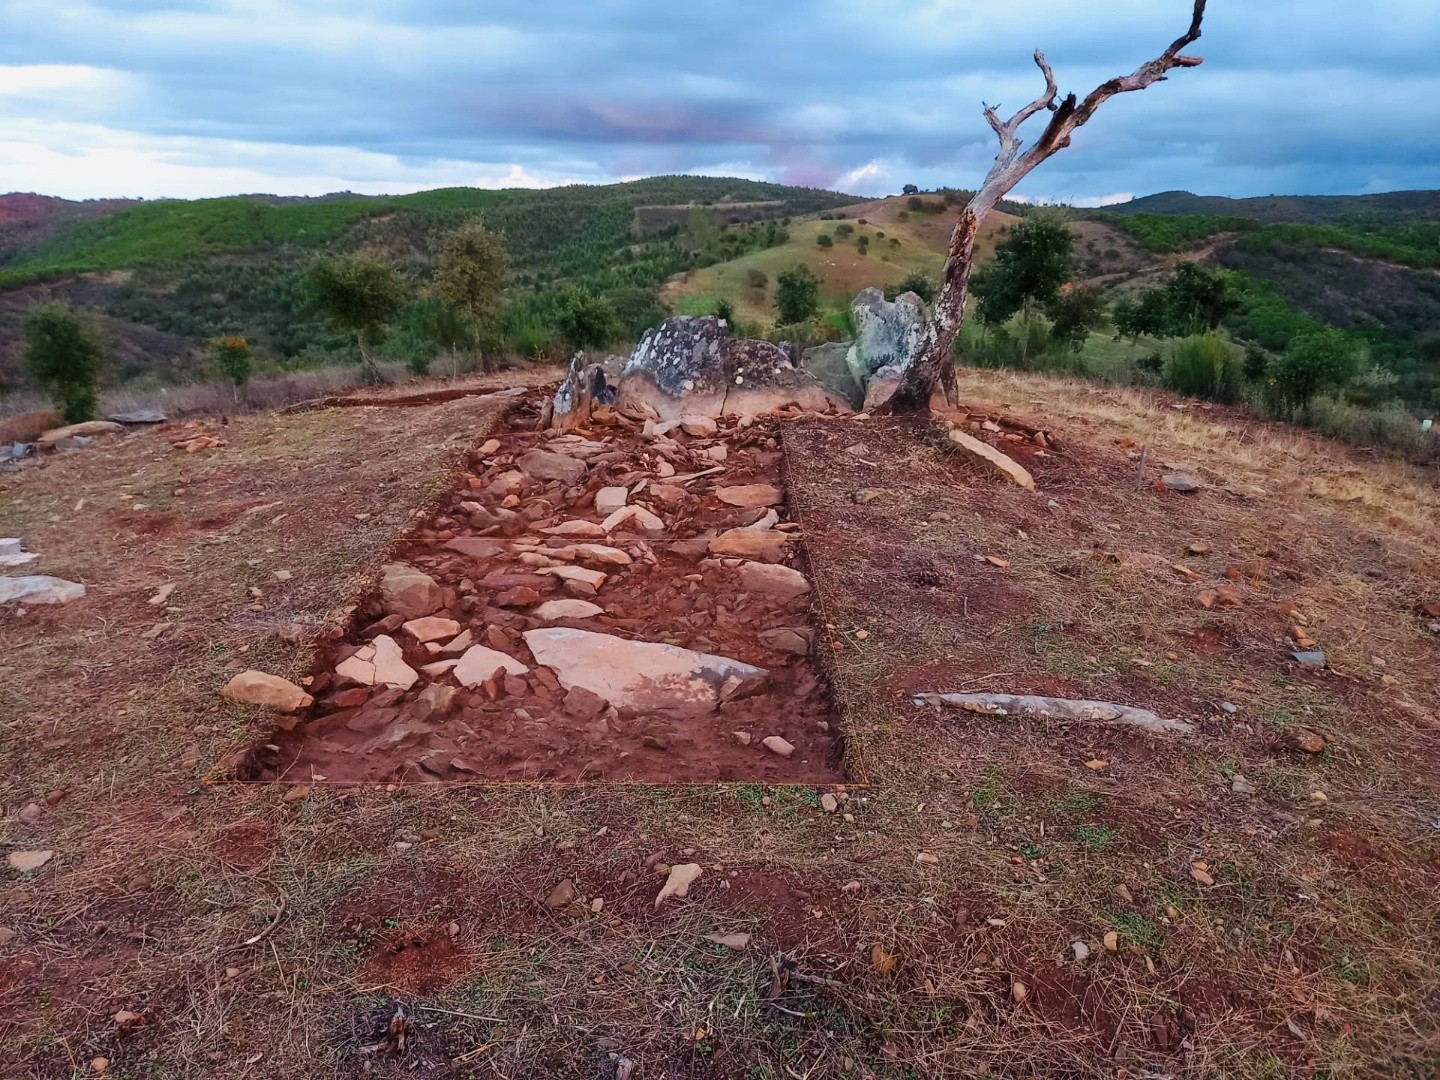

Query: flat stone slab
[524,627,768,713]
[0,576,85,605]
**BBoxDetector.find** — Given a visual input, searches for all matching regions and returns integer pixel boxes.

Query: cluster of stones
[252,402,840,783]
[546,298,936,431]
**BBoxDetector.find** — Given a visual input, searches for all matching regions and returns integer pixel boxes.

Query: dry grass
[3,366,1439,1078]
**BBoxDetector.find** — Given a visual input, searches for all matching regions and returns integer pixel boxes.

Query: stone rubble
[257,394,842,785]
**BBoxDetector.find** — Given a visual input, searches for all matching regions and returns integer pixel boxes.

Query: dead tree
[885,1,1208,413]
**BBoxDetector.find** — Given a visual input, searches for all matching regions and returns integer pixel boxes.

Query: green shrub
[816,234,833,249]
[1294,395,1438,459]
[1163,336,1244,403]
[1163,335,1244,403]
[775,265,820,324]
[551,287,620,351]
[745,268,768,289]
[715,298,735,324]
[886,273,937,305]
[210,335,253,391]
[23,302,105,422]
[833,223,854,238]
[1270,327,1362,411]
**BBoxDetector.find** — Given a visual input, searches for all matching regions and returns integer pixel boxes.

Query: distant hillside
[1111,189,1440,225]
[0,193,137,265]
[0,176,854,389]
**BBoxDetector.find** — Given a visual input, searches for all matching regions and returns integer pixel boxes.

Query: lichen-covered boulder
[801,341,864,407]
[613,317,730,422]
[845,288,935,410]
[727,339,853,417]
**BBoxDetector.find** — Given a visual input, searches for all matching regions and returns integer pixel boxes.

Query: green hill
[0,177,854,387]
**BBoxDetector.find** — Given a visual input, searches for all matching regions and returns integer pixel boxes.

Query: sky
[2,1,1438,204]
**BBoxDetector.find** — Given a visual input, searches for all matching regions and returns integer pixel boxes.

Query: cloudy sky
[2,1,1437,203]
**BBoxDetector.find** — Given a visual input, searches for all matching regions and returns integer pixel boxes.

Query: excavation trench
[256,394,847,784]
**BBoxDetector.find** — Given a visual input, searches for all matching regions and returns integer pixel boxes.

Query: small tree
[306,255,405,382]
[715,298,735,324]
[775,266,820,324]
[970,212,1075,326]
[554,287,621,351]
[24,302,105,423]
[902,184,920,195]
[1046,283,1107,350]
[433,221,510,368]
[210,336,253,398]
[1271,327,1361,411]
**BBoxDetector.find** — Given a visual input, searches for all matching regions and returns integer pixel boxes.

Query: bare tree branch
[884,1,1209,413]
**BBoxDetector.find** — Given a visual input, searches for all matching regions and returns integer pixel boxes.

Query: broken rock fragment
[402,616,461,643]
[0,576,85,605]
[379,563,443,619]
[523,627,767,712]
[222,670,314,712]
[452,644,529,687]
[336,635,419,690]
[738,561,811,600]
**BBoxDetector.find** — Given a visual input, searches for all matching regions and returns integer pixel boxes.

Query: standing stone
[845,288,936,412]
[614,317,730,422]
[548,352,616,431]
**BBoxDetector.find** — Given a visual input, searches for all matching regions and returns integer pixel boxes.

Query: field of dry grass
[3,364,1438,1079]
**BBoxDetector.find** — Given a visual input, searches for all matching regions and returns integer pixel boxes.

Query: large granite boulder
[726,339,853,417]
[801,341,864,408]
[845,288,935,411]
[613,317,730,422]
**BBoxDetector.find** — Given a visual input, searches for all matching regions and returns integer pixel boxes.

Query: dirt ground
[3,365,1439,1079]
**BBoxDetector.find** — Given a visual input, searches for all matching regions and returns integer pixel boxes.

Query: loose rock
[379,564,443,619]
[222,670,313,712]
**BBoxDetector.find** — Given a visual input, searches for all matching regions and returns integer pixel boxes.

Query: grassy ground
[3,365,1438,1078]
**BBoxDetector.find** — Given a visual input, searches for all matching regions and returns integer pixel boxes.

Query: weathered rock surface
[759,627,811,655]
[738,561,811,600]
[453,644,529,686]
[518,449,587,485]
[534,599,605,620]
[726,338,852,417]
[222,670,314,712]
[337,635,419,690]
[379,564,442,619]
[846,288,936,411]
[594,486,629,516]
[402,616,461,643]
[801,341,865,407]
[524,627,768,712]
[36,420,125,448]
[715,484,783,509]
[0,576,85,605]
[946,427,1035,490]
[6,850,54,873]
[549,352,616,431]
[615,316,730,422]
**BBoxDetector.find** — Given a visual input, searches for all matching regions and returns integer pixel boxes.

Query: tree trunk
[885,1,1208,412]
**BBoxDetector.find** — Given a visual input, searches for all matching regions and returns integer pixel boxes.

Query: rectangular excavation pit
[253,397,848,784]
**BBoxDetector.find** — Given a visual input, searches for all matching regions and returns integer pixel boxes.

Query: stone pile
[260,399,841,784]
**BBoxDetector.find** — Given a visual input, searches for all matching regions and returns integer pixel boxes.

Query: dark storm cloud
[2,0,1438,199]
